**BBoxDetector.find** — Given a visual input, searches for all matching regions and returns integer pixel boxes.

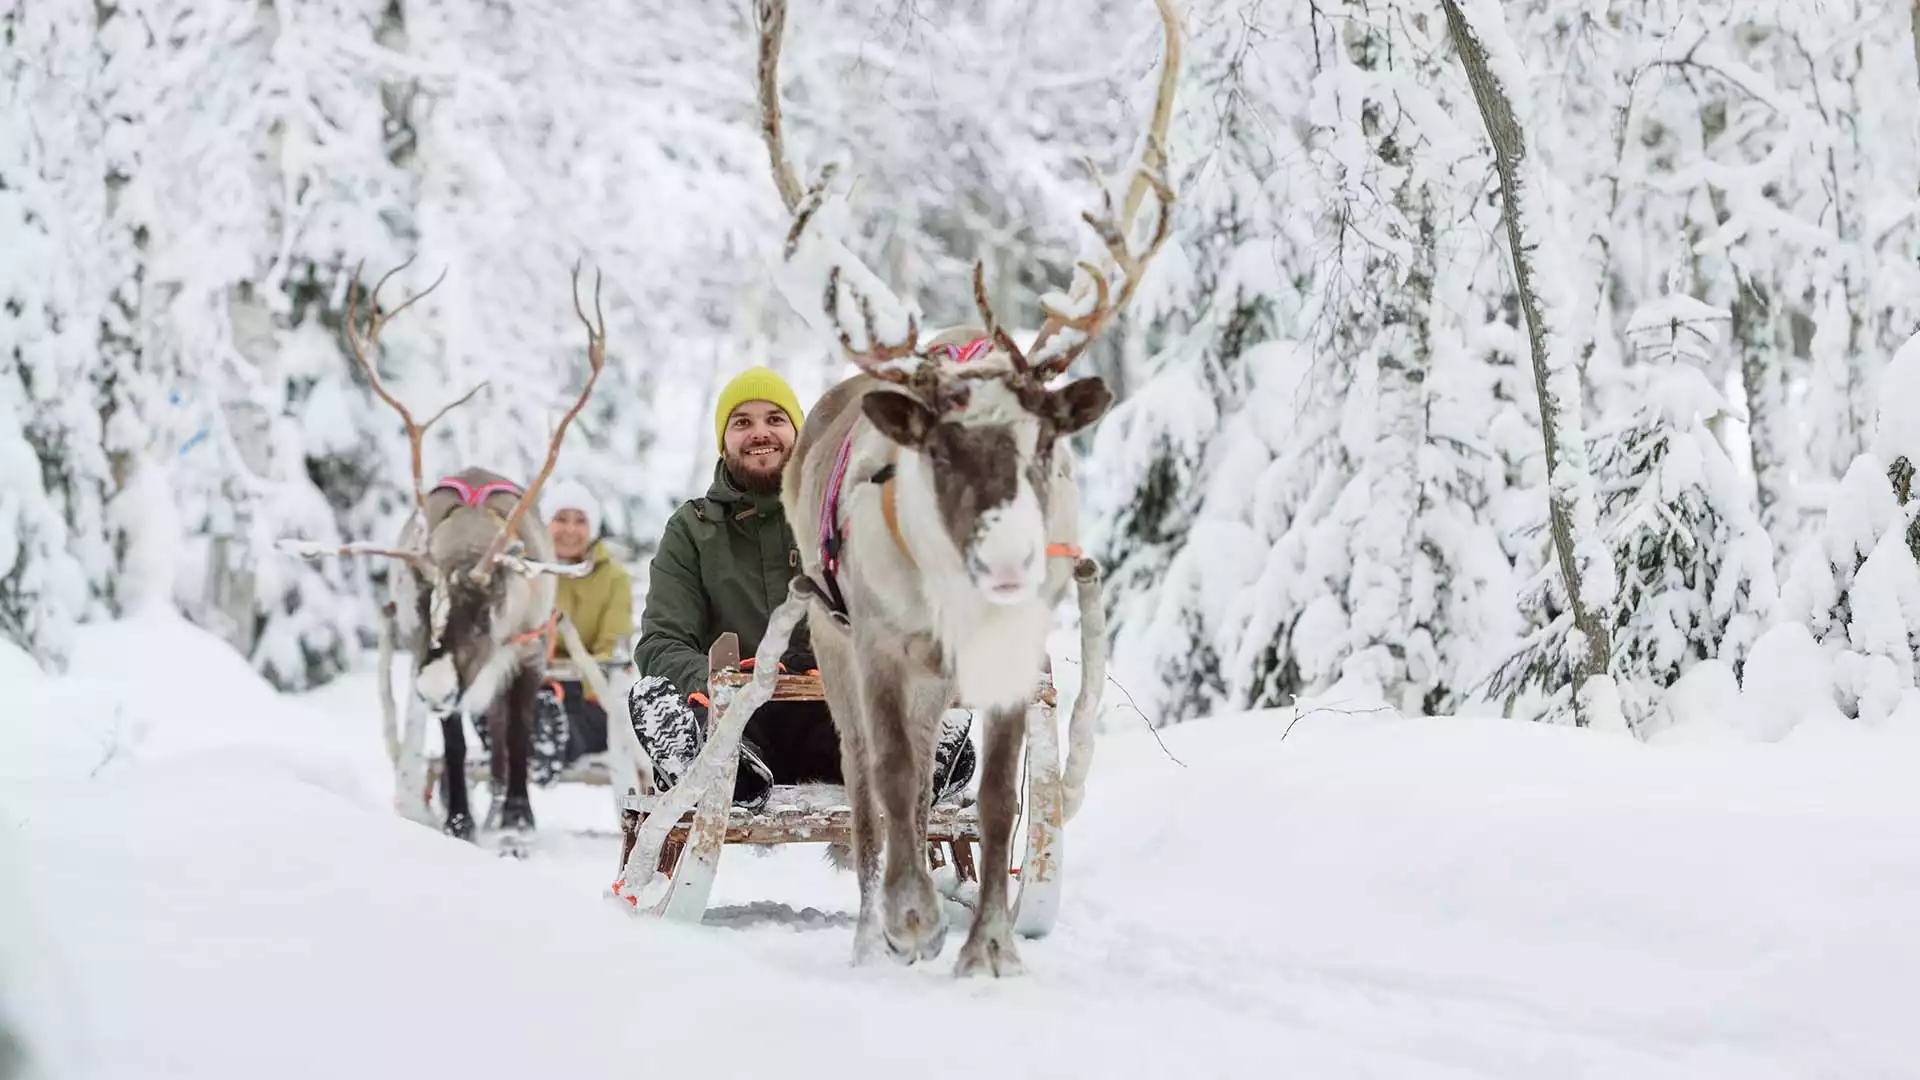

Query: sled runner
[607,567,1106,940]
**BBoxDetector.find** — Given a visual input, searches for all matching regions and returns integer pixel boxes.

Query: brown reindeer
[287,260,607,840]
[757,0,1180,974]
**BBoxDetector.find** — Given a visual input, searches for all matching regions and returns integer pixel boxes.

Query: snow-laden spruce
[1490,287,1776,734]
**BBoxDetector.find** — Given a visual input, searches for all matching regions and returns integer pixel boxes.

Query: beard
[725,444,789,494]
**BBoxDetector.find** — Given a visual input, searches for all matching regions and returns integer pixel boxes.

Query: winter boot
[629,675,776,810]
[931,708,978,805]
[628,676,705,791]
[528,684,569,787]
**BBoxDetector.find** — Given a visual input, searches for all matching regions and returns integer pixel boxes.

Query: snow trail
[7,618,1919,1079]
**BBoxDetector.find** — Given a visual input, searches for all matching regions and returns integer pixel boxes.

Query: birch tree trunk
[1439,0,1617,725]
[1911,0,1920,102]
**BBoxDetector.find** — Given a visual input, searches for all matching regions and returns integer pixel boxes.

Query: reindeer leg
[499,666,539,832]
[840,724,886,965]
[864,660,947,964]
[956,701,1026,977]
[813,618,885,965]
[440,711,475,841]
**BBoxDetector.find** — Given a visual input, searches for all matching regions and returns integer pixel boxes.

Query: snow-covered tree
[1492,284,1775,733]
[1441,0,1619,727]
[1085,0,1299,723]
[1759,331,1920,729]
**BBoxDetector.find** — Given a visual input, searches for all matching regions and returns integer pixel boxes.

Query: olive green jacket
[632,462,808,697]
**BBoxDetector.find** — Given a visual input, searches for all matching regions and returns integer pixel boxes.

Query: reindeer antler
[343,257,488,521]
[1024,0,1182,378]
[971,260,1029,369]
[825,267,919,382]
[276,538,435,575]
[473,261,608,581]
[757,0,923,379]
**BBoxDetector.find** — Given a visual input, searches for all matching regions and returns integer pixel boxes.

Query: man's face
[723,400,795,492]
[548,508,592,562]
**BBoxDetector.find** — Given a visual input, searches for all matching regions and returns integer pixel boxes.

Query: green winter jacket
[632,461,809,698]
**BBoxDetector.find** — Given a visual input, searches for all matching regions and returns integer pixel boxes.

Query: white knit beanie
[543,478,600,538]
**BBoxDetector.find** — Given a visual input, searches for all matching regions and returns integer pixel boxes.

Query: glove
[779,643,817,676]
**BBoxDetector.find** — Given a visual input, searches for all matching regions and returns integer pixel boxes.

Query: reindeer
[756,0,1180,974]
[286,260,607,840]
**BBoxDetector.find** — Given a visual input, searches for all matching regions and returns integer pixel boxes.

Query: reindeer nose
[967,550,1042,604]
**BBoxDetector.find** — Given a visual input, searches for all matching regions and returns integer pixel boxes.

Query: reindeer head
[281,259,609,710]
[397,471,566,710]
[755,0,1178,604]
[850,329,1109,604]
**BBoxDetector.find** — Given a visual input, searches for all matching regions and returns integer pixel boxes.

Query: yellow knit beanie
[713,366,805,453]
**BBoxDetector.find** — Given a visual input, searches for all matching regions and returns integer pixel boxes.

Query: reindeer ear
[862,390,936,446]
[1046,377,1113,435]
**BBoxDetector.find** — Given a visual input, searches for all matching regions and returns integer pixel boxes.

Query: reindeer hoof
[884,915,948,965]
[881,879,949,964]
[443,812,476,842]
[850,924,887,967]
[486,796,536,833]
[954,929,1025,978]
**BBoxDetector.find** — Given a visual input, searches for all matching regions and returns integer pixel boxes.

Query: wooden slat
[621,801,982,847]
[709,671,827,701]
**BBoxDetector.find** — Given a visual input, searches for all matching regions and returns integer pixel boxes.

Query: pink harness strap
[820,432,857,578]
[941,336,992,365]
[434,475,523,509]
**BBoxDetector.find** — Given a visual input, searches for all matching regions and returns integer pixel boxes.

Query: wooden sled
[610,629,1068,939]
[417,614,655,813]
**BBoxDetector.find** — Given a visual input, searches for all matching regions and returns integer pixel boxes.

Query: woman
[538,478,633,776]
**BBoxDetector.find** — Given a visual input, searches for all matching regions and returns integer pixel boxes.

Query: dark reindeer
[757,0,1180,974]
[287,260,607,840]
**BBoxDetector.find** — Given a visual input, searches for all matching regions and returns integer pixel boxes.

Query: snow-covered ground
[6,612,1919,1079]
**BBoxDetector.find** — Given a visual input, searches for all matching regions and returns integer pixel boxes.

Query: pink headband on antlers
[941,337,992,364]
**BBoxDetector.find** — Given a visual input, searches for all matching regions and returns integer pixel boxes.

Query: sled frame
[610,633,1065,938]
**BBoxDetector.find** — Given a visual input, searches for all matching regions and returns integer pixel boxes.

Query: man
[628,366,976,811]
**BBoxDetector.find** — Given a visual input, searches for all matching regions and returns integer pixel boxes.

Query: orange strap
[1046,543,1084,559]
[878,454,916,571]
[509,609,559,650]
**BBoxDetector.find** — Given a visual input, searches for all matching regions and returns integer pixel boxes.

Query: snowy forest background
[7,0,1920,741]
